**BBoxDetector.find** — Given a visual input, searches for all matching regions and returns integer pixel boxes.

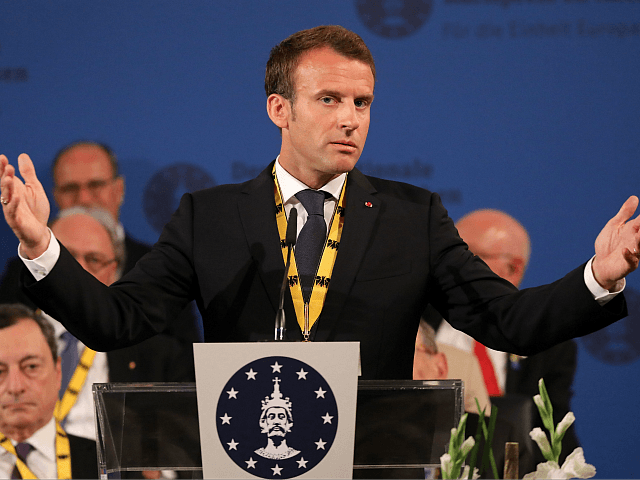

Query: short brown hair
[265,25,376,101]
[0,303,58,363]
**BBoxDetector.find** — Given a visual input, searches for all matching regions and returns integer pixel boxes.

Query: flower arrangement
[441,378,596,479]
[441,399,498,479]
[524,379,596,480]
[440,412,478,480]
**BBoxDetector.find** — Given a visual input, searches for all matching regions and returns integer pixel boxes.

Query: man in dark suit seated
[428,209,580,464]
[0,140,203,346]
[0,25,637,382]
[414,319,535,478]
[0,303,98,478]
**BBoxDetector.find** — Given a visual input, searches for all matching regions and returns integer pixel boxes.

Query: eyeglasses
[55,178,117,198]
[69,251,117,274]
[473,251,515,261]
[473,251,519,275]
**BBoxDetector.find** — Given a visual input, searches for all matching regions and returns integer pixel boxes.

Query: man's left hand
[592,195,640,291]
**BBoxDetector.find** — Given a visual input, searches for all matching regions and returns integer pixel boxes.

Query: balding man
[46,206,195,441]
[427,208,579,464]
[456,209,531,288]
[0,141,203,349]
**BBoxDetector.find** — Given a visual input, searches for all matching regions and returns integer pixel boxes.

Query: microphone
[275,208,297,340]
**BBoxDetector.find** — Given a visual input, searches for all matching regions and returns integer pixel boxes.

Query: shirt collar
[13,416,57,464]
[275,157,346,203]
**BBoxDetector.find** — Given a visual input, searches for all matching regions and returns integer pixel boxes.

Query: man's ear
[508,256,526,286]
[114,175,125,207]
[266,94,290,129]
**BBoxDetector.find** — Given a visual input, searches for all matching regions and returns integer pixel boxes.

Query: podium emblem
[216,356,338,478]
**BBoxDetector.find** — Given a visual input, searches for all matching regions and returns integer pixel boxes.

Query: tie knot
[15,442,32,462]
[296,189,326,216]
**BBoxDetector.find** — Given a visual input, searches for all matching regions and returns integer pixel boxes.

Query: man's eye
[355,100,368,108]
[59,184,80,195]
[87,180,108,191]
[321,97,335,104]
[23,363,41,374]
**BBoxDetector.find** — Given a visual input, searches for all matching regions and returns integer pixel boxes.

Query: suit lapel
[314,169,380,341]
[237,162,291,322]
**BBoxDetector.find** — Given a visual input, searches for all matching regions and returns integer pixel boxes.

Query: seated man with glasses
[44,206,195,443]
[0,141,203,347]
[426,209,580,465]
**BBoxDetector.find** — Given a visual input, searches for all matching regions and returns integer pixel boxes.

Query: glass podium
[93,380,463,479]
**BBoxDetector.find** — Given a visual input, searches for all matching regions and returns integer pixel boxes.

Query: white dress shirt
[0,417,58,479]
[46,313,109,441]
[274,157,346,234]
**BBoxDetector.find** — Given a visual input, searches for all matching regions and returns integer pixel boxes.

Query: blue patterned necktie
[59,331,80,399]
[295,189,328,303]
[11,442,33,479]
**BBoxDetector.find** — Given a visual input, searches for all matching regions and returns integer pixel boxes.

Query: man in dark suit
[0,303,98,478]
[0,25,637,381]
[46,206,194,441]
[430,209,580,463]
[0,140,203,345]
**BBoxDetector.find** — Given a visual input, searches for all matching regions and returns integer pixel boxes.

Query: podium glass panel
[93,383,203,479]
[94,380,462,479]
[353,380,463,479]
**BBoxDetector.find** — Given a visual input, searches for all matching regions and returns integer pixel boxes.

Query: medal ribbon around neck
[54,346,96,424]
[273,167,346,338]
[0,420,72,479]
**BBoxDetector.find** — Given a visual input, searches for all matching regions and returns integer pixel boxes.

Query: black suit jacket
[0,233,151,308]
[22,163,626,380]
[106,332,195,382]
[68,433,99,478]
[1,230,201,345]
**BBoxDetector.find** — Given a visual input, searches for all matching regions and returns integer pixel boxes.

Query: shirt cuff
[584,256,625,306]
[18,228,61,280]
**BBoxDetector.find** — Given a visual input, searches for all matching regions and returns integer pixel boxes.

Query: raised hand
[592,195,640,291]
[0,153,51,259]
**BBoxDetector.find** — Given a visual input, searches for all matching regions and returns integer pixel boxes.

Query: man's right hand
[0,153,51,259]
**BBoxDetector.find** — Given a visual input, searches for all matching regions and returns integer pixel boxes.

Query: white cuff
[18,228,61,280]
[584,256,625,306]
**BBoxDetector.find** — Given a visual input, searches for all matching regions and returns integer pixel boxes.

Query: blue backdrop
[1,1,638,477]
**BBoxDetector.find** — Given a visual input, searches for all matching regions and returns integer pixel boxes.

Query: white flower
[529,427,552,459]
[440,453,453,476]
[533,394,545,413]
[560,448,596,479]
[555,412,576,438]
[460,437,476,457]
[523,448,596,479]
[523,461,565,479]
[460,465,480,479]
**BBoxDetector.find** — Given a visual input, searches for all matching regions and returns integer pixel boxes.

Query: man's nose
[6,368,26,396]
[76,185,94,205]
[339,103,360,132]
